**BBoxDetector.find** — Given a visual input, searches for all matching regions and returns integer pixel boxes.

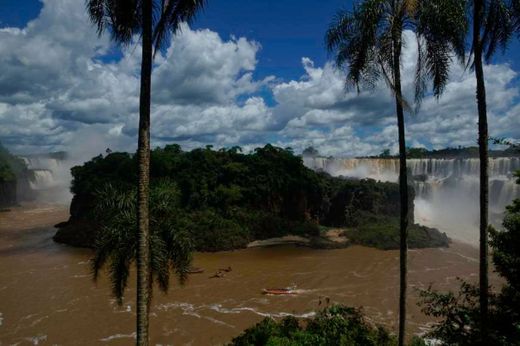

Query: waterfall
[22,157,61,190]
[304,157,520,245]
[20,154,71,203]
[29,170,55,190]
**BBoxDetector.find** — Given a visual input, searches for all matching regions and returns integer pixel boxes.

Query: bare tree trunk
[473,0,489,343]
[393,31,409,346]
[136,0,153,344]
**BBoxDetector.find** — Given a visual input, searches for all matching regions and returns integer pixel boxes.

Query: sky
[0,0,519,158]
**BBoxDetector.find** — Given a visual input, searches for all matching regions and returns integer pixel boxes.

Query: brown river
[0,204,500,345]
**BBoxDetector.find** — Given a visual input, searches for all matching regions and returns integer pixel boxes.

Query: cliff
[0,180,16,208]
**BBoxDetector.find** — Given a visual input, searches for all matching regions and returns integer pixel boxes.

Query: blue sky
[0,0,347,81]
[0,0,518,157]
[3,0,518,82]
[4,0,520,79]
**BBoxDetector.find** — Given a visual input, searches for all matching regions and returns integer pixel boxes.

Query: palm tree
[86,1,205,344]
[326,1,466,344]
[91,181,192,340]
[463,1,517,341]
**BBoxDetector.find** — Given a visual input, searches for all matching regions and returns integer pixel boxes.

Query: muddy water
[0,204,499,345]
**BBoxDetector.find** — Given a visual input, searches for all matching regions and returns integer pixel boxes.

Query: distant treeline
[302,145,520,159]
[55,144,448,251]
[374,146,520,159]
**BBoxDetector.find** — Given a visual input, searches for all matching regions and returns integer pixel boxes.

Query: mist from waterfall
[303,157,520,245]
[21,155,73,204]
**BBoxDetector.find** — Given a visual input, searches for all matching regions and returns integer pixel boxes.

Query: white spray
[304,157,520,245]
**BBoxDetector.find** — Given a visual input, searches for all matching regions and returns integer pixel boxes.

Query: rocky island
[54,144,448,251]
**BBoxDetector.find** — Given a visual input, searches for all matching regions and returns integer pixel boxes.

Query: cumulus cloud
[269,31,519,156]
[0,1,518,158]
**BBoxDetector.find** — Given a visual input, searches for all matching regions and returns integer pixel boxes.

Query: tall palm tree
[418,0,520,342]
[464,1,516,341]
[86,1,205,344]
[326,1,466,344]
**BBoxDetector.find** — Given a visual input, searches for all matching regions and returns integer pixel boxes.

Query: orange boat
[262,288,297,295]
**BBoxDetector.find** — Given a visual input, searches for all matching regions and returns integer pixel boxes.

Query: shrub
[230,305,409,346]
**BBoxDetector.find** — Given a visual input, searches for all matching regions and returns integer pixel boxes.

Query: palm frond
[90,181,192,303]
[109,250,131,305]
[91,228,112,282]
[86,0,106,36]
[482,0,514,62]
[415,0,468,103]
[513,0,520,33]
[153,0,206,56]
[326,0,387,89]
[325,9,354,53]
[169,228,192,285]
[414,35,428,107]
[150,178,180,214]
[86,0,141,44]
[150,233,170,293]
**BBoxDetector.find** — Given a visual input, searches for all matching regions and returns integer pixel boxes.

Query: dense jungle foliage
[55,144,448,251]
[0,142,27,182]
[229,305,427,346]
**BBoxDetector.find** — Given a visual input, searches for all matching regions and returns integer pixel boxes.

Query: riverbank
[247,228,349,248]
[0,204,500,345]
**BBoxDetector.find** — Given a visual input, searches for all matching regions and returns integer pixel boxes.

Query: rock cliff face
[53,193,97,247]
[0,180,16,208]
[319,177,415,227]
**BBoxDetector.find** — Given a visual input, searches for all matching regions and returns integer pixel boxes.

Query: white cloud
[0,2,518,159]
[153,25,266,105]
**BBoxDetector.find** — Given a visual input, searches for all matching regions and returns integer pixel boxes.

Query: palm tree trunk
[473,0,489,342]
[136,0,153,344]
[393,32,409,346]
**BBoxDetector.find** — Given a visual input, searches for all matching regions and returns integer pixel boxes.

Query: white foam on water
[157,302,235,328]
[99,332,136,342]
[207,304,316,319]
[23,334,47,345]
[71,274,90,278]
[157,301,316,324]
[29,315,49,327]
[438,247,479,263]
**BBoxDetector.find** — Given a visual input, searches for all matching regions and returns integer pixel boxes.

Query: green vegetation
[0,142,27,182]
[379,149,392,158]
[344,214,449,250]
[91,180,192,305]
[56,144,448,252]
[302,146,320,157]
[419,171,520,345]
[230,305,426,346]
[0,142,32,208]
